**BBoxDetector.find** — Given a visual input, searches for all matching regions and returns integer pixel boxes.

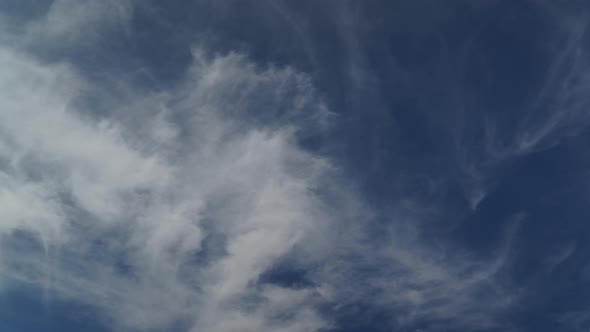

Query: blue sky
[1,1,590,331]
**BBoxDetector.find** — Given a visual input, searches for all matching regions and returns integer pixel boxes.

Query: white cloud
[0,2,532,332]
[0,26,331,332]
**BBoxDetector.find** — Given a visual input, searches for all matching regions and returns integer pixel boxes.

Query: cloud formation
[6,1,588,332]
[0,6,332,329]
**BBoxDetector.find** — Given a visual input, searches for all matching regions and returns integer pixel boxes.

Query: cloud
[296,207,522,331]
[445,10,590,210]
[25,0,132,47]
[0,8,332,330]
[0,2,532,332]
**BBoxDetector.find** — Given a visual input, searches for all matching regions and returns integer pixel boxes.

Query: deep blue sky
[1,1,590,331]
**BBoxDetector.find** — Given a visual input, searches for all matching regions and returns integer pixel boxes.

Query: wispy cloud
[0,2,560,332]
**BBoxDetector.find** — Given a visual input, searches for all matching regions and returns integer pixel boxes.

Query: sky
[1,1,590,331]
